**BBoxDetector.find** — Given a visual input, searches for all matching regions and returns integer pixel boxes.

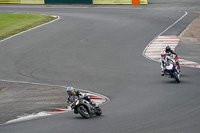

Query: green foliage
[0,13,56,40]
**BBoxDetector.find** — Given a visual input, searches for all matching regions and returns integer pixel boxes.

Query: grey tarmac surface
[0,81,68,124]
[0,0,200,133]
[176,37,200,64]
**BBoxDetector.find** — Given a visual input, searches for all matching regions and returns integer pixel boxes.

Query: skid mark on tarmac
[144,36,200,69]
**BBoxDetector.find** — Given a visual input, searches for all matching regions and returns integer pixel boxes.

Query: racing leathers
[165,48,180,71]
[67,90,96,107]
[160,56,179,76]
[67,90,81,103]
[165,49,178,57]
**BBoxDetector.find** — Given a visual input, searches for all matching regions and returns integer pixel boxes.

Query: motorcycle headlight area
[75,100,80,105]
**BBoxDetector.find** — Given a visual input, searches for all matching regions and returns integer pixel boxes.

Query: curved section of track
[144,35,200,68]
[0,5,200,133]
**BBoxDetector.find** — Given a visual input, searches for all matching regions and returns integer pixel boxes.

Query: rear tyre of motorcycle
[171,73,180,83]
[95,107,102,116]
[77,105,90,118]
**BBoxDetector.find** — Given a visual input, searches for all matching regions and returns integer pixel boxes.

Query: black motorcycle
[70,98,102,118]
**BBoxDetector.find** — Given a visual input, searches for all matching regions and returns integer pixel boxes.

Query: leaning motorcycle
[167,53,180,71]
[164,62,180,83]
[70,98,102,118]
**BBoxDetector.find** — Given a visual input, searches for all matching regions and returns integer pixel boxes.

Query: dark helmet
[166,46,171,52]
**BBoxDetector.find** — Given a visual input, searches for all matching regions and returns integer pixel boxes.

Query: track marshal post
[132,0,148,5]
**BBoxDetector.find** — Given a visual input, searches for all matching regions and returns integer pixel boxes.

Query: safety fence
[0,0,147,4]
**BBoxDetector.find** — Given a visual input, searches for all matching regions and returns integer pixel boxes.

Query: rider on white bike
[165,46,180,71]
[160,51,179,76]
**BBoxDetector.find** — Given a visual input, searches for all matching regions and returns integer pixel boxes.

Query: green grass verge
[0,13,56,40]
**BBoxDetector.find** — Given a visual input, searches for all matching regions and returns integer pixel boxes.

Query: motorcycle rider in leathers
[66,86,96,107]
[160,51,180,77]
[165,46,180,71]
[165,46,178,57]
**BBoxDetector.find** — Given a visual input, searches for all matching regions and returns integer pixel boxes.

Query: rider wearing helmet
[66,86,96,107]
[165,46,178,57]
[160,51,179,76]
[66,86,81,103]
[165,46,180,71]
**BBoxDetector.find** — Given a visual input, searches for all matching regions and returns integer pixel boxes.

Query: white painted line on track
[142,11,197,64]
[142,10,200,69]
[0,13,109,105]
[149,45,177,47]
[147,55,161,58]
[0,12,110,126]
[156,38,179,42]
[157,36,177,38]
[144,34,200,68]
[145,53,161,55]
[0,15,60,43]
[0,79,110,106]
[153,41,179,43]
[179,59,190,62]
[0,79,109,125]
[146,49,165,52]
[0,79,109,103]
[6,112,52,124]
[180,62,198,65]
[149,45,176,46]
[149,46,175,48]
[151,42,178,44]
[147,47,166,49]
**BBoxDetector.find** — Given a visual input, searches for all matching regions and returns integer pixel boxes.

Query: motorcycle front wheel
[95,107,102,116]
[171,73,180,83]
[77,105,90,118]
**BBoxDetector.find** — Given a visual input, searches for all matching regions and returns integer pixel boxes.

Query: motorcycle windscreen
[165,63,174,70]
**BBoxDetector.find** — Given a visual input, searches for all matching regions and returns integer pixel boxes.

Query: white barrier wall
[0,0,44,4]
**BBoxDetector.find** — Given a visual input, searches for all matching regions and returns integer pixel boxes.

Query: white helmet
[161,51,166,59]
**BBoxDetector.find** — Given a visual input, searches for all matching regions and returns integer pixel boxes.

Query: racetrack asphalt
[0,1,200,133]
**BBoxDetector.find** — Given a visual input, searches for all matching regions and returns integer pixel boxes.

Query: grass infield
[0,13,56,40]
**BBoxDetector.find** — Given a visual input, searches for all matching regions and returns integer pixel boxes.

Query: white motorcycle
[164,62,180,83]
